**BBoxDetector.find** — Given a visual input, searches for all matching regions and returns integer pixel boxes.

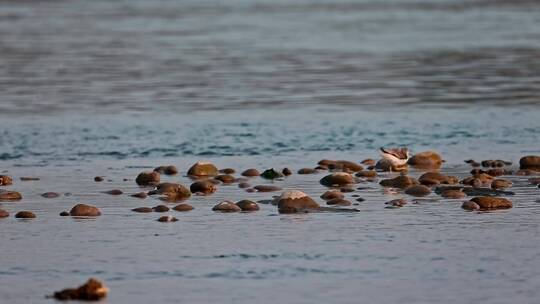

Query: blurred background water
[1,1,540,303]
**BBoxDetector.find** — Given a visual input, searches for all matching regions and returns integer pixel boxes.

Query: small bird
[380,147,409,168]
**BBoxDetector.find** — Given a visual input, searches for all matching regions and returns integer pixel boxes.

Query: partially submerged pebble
[20,177,40,181]
[214,174,236,184]
[0,175,13,186]
[355,170,377,178]
[104,189,123,195]
[15,211,36,218]
[491,179,512,190]
[173,204,194,212]
[254,185,282,192]
[0,209,9,218]
[212,201,242,212]
[320,190,344,201]
[385,198,407,208]
[41,192,60,198]
[464,197,513,210]
[335,160,364,172]
[440,189,466,199]
[282,168,292,176]
[150,183,191,201]
[51,278,108,301]
[356,197,365,202]
[219,168,236,174]
[94,176,104,182]
[298,168,317,174]
[0,190,22,201]
[486,168,507,177]
[238,182,251,189]
[419,172,458,185]
[190,180,217,195]
[135,171,160,186]
[515,169,536,176]
[132,207,153,213]
[131,192,148,199]
[187,161,219,177]
[276,190,320,214]
[152,205,170,212]
[340,187,355,193]
[404,185,432,197]
[260,168,284,180]
[153,165,178,175]
[59,211,70,216]
[519,155,540,170]
[241,168,260,177]
[70,204,101,216]
[461,201,480,211]
[361,158,376,166]
[236,200,259,211]
[379,175,418,189]
[528,177,540,185]
[407,151,443,169]
[157,215,178,222]
[320,172,354,187]
[326,198,352,206]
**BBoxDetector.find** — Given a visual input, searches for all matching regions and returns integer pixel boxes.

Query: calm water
[1,0,540,303]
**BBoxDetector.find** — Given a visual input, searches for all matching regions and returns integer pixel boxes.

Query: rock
[340,187,355,193]
[419,178,440,186]
[385,198,407,208]
[355,170,377,178]
[298,168,317,174]
[41,192,60,198]
[20,177,40,181]
[207,179,222,185]
[491,179,512,190]
[282,168,292,176]
[320,190,344,201]
[515,169,536,176]
[153,165,178,175]
[190,181,217,195]
[361,158,376,166]
[356,197,365,202]
[238,182,251,189]
[461,173,493,187]
[470,168,486,175]
[260,168,283,179]
[241,168,260,177]
[152,205,170,212]
[131,192,148,199]
[15,211,36,218]
[187,161,219,177]
[379,175,418,189]
[461,201,480,211]
[276,190,320,213]
[0,190,22,201]
[219,168,236,174]
[173,204,194,212]
[404,185,432,197]
[254,185,282,192]
[315,165,328,170]
[157,215,178,222]
[336,160,364,172]
[236,200,259,211]
[246,188,255,193]
[481,160,495,167]
[486,168,507,177]
[132,207,153,213]
[408,151,443,169]
[318,159,336,166]
[440,189,466,199]
[104,189,123,195]
[214,174,235,184]
[0,209,9,218]
[529,177,540,185]
[326,198,352,206]
[59,211,69,216]
[70,204,101,216]
[135,171,160,186]
[51,278,108,301]
[150,183,191,201]
[468,197,513,210]
[212,201,242,212]
[419,172,458,185]
[519,155,540,170]
[0,175,13,186]
[471,161,481,167]
[94,176,104,182]
[320,172,354,187]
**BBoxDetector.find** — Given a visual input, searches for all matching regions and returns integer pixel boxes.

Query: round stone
[404,185,432,197]
[70,204,101,216]
[187,161,219,177]
[135,171,160,186]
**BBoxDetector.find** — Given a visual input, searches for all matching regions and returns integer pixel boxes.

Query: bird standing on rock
[379,147,409,172]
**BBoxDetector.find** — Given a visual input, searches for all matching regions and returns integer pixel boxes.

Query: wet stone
[236,200,259,211]
[104,189,123,195]
[282,168,292,176]
[70,204,101,216]
[157,216,178,222]
[404,185,432,197]
[153,165,178,175]
[132,207,153,213]
[0,209,9,218]
[254,185,282,192]
[298,168,316,174]
[219,168,236,174]
[51,278,108,301]
[190,181,217,195]
[152,205,170,212]
[131,192,148,199]
[212,201,242,212]
[407,151,443,169]
[241,168,260,177]
[320,172,354,187]
[20,177,40,181]
[173,204,194,212]
[277,190,320,214]
[355,170,377,178]
[326,198,352,206]
[491,179,512,190]
[94,176,104,182]
[440,189,466,199]
[385,198,407,208]
[519,155,540,169]
[320,190,344,201]
[135,171,160,186]
[238,182,251,189]
[379,175,418,189]
[361,158,376,166]
[15,211,36,218]
[59,211,70,216]
[41,192,60,198]
[151,183,191,201]
[215,174,236,184]
[187,161,219,177]
[468,197,513,210]
[0,190,22,201]
[0,175,13,186]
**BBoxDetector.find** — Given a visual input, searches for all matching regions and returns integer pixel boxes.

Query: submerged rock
[41,192,60,198]
[379,175,418,189]
[355,170,377,178]
[404,185,432,197]
[260,168,284,180]
[0,175,13,186]
[236,200,259,211]
[214,174,236,184]
[276,190,320,214]
[173,204,194,212]
[254,185,282,192]
[219,168,236,174]
[152,205,170,212]
[154,165,178,175]
[94,176,104,182]
[440,189,466,199]
[298,168,317,174]
[135,171,160,186]
[187,161,219,177]
[0,190,22,201]
[519,155,540,170]
[419,172,458,185]
[212,201,242,212]
[320,190,344,201]
[15,211,36,218]
[335,160,364,172]
[326,198,352,206]
[70,204,101,216]
[463,197,513,210]
[491,179,512,190]
[0,209,9,218]
[104,189,123,195]
[131,192,148,199]
[132,207,153,213]
[157,215,178,222]
[320,172,354,187]
[408,151,443,169]
[51,278,108,301]
[59,211,70,216]
[20,177,40,181]
[190,180,217,195]
[361,158,376,166]
[241,168,260,177]
[150,183,191,201]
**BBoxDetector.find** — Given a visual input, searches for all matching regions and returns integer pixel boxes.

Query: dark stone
[152,205,170,212]
[41,192,60,198]
[94,176,104,182]
[320,172,354,187]
[326,198,352,206]
[70,204,101,216]
[104,189,123,195]
[236,200,259,211]
[59,211,70,216]
[0,190,22,201]
[15,211,36,218]
[187,161,219,177]
[132,207,153,213]
[215,174,236,184]
[135,171,160,186]
[172,204,194,212]
[260,168,283,180]
[157,216,178,222]
[282,168,292,176]
[51,278,108,301]
[131,192,148,199]
[404,185,432,197]
[254,185,282,192]
[153,165,178,175]
[0,175,13,186]
[190,180,217,195]
[219,168,236,174]
[212,201,242,212]
[241,168,260,177]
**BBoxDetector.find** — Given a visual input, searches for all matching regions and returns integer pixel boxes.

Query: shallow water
[1,0,540,303]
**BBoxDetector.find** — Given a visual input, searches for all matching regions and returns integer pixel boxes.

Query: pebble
[320,172,354,187]
[326,198,352,206]
[464,197,513,210]
[153,165,178,175]
[241,168,260,177]
[379,175,418,189]
[407,151,443,169]
[219,168,236,174]
[419,172,458,185]
[238,182,251,189]
[282,168,292,176]
[491,179,512,189]
[519,155,540,170]
[254,185,282,192]
[103,189,123,195]
[131,192,148,199]
[157,215,178,222]
[70,204,101,216]
[355,170,377,178]
[135,171,160,186]
[298,168,317,174]
[214,174,236,184]
[404,185,432,197]
[173,204,194,212]
[0,190,22,201]
[212,201,242,212]
[190,180,217,195]
[276,190,320,214]
[15,211,36,218]
[440,189,466,199]
[41,192,60,198]
[385,198,407,208]
[320,190,344,201]
[236,200,260,211]
[59,211,70,216]
[361,158,376,166]
[0,209,9,218]
[187,161,219,177]
[150,183,191,201]
[0,175,13,186]
[94,176,104,182]
[132,207,153,213]
[152,205,170,212]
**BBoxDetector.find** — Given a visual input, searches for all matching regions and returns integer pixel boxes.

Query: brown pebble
[214,174,236,184]
[131,192,148,199]
[157,215,178,222]
[246,188,255,193]
[254,185,282,192]
[0,209,9,218]
[361,158,376,166]
[336,160,364,172]
[404,185,432,197]
[15,211,36,218]
[0,175,13,186]
[461,201,480,211]
[104,189,123,195]
[315,165,328,170]
[190,180,217,195]
[320,190,344,201]
[320,172,354,187]
[70,204,101,216]
[0,190,22,201]
[59,211,70,216]
[340,187,355,193]
[326,198,352,206]
[515,169,536,176]
[94,176,104,182]
[132,207,153,213]
[282,168,292,176]
[135,171,160,186]
[20,177,40,181]
[385,198,407,208]
[41,192,60,198]
[298,168,317,174]
[152,205,170,212]
[172,204,194,212]
[212,201,242,212]
[241,168,260,177]
[440,189,466,199]
[277,190,320,214]
[187,161,219,177]
[468,197,513,210]
[355,170,377,178]
[491,179,512,190]
[407,151,443,169]
[379,175,418,189]
[153,165,178,175]
[236,200,259,211]
[419,172,459,185]
[51,278,108,301]
[519,155,540,170]
[219,168,236,174]
[238,182,251,189]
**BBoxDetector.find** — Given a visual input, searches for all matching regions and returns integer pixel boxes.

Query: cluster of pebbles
[0,152,538,222]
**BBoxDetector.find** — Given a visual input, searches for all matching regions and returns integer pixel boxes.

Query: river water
[1,0,539,303]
